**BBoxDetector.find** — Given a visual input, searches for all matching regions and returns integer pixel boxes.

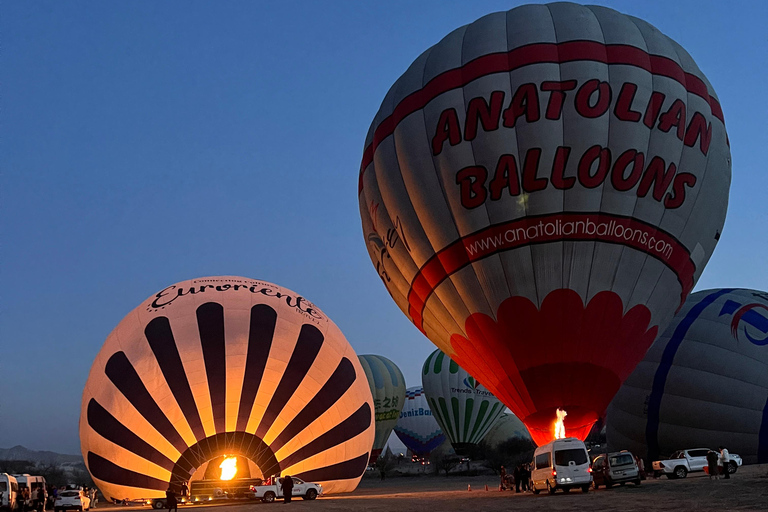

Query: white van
[13,475,47,504]
[530,437,592,494]
[0,473,20,511]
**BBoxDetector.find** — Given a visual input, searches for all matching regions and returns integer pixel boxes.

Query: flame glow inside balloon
[359,3,730,446]
[80,277,374,498]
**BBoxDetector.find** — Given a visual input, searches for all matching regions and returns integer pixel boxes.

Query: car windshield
[554,448,588,466]
[61,492,80,497]
[609,454,634,466]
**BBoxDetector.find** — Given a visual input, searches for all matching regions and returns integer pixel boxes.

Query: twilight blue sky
[2,0,766,455]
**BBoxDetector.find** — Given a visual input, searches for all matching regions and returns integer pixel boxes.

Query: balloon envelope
[394,386,446,456]
[358,3,730,446]
[80,277,374,497]
[607,288,768,464]
[422,349,505,454]
[358,355,406,462]
[483,413,532,448]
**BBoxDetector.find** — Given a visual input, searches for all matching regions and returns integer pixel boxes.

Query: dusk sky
[2,0,766,456]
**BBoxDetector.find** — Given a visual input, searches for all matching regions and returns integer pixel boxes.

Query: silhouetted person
[719,446,730,479]
[180,482,188,500]
[164,489,177,512]
[513,465,522,493]
[499,466,507,490]
[707,450,719,480]
[281,476,293,504]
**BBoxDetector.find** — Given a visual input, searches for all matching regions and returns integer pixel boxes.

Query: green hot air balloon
[358,355,406,463]
[422,349,505,455]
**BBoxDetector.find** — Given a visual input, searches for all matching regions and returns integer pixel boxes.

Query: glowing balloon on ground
[358,355,406,463]
[483,413,531,448]
[607,288,768,464]
[421,349,504,454]
[358,3,730,446]
[80,277,374,499]
[394,386,446,456]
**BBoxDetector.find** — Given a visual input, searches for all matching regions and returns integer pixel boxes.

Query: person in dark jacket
[281,476,294,504]
[513,465,522,493]
[165,489,177,512]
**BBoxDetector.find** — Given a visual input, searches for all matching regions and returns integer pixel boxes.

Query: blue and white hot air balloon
[394,386,446,456]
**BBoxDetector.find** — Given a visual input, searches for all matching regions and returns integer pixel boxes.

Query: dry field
[104,464,768,512]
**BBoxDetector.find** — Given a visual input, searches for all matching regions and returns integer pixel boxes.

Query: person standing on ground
[180,482,188,501]
[706,450,719,480]
[719,446,730,479]
[88,488,97,509]
[164,488,177,512]
[281,476,294,504]
[499,466,507,490]
[35,487,45,512]
[513,465,522,493]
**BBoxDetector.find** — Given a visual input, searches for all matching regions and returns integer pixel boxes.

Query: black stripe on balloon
[169,432,278,492]
[255,324,324,438]
[105,351,188,453]
[295,453,369,483]
[236,304,277,431]
[87,452,167,491]
[87,399,175,472]
[273,402,372,474]
[270,357,357,452]
[145,316,206,441]
[197,302,227,434]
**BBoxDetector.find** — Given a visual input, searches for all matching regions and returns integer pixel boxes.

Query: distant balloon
[394,386,446,456]
[80,277,374,498]
[483,413,532,448]
[358,355,406,463]
[359,3,730,446]
[422,350,505,454]
[607,289,768,464]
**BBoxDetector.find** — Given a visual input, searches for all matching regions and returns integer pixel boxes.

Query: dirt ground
[102,464,768,512]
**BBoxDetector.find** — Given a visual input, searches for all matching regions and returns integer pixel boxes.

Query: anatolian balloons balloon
[358,355,406,463]
[359,3,730,446]
[80,277,374,498]
[608,289,768,464]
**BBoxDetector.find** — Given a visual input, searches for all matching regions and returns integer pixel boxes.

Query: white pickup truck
[250,477,322,503]
[652,449,742,479]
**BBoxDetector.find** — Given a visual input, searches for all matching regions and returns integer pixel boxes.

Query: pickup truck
[652,449,743,479]
[250,477,322,503]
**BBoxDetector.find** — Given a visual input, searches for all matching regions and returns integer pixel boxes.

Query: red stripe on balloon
[406,212,696,331]
[358,40,725,193]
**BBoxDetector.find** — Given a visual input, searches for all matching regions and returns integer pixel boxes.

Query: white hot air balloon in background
[80,277,374,498]
[608,288,768,464]
[483,413,532,448]
[358,355,406,463]
[393,386,446,456]
[422,349,505,454]
[358,2,730,446]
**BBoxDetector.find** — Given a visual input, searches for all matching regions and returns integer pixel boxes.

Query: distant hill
[0,445,83,465]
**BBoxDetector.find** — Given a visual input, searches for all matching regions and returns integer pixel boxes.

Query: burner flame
[554,409,567,439]
[219,457,237,480]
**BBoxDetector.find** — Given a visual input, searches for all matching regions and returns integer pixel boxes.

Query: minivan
[0,473,19,511]
[591,451,641,488]
[530,437,592,494]
[13,476,47,504]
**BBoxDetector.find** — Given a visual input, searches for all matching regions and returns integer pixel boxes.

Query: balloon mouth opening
[524,407,599,446]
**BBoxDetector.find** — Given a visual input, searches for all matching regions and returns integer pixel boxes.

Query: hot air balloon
[358,355,406,463]
[422,349,505,454]
[607,288,768,464]
[483,413,532,448]
[80,276,374,499]
[394,386,446,456]
[358,3,730,446]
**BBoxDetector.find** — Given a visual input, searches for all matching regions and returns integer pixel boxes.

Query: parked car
[530,438,592,494]
[250,477,322,502]
[54,490,90,512]
[591,451,641,489]
[652,448,743,479]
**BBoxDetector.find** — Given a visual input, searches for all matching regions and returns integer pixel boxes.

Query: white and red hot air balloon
[359,3,730,446]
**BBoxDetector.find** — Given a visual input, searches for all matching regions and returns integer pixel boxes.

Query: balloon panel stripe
[437,397,455,440]
[477,402,501,438]
[88,452,167,491]
[87,399,175,472]
[358,40,725,190]
[144,316,206,441]
[276,403,372,472]
[759,395,768,463]
[271,357,357,451]
[450,397,461,442]
[645,288,734,461]
[196,303,227,434]
[462,398,474,441]
[295,453,370,483]
[105,351,188,453]
[255,324,324,438]
[236,304,278,431]
[470,400,490,441]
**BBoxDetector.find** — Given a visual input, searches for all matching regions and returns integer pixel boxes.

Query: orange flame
[219,457,237,480]
[554,408,567,439]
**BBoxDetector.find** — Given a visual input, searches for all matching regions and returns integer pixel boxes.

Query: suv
[54,490,90,512]
[591,451,641,489]
[652,449,743,479]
